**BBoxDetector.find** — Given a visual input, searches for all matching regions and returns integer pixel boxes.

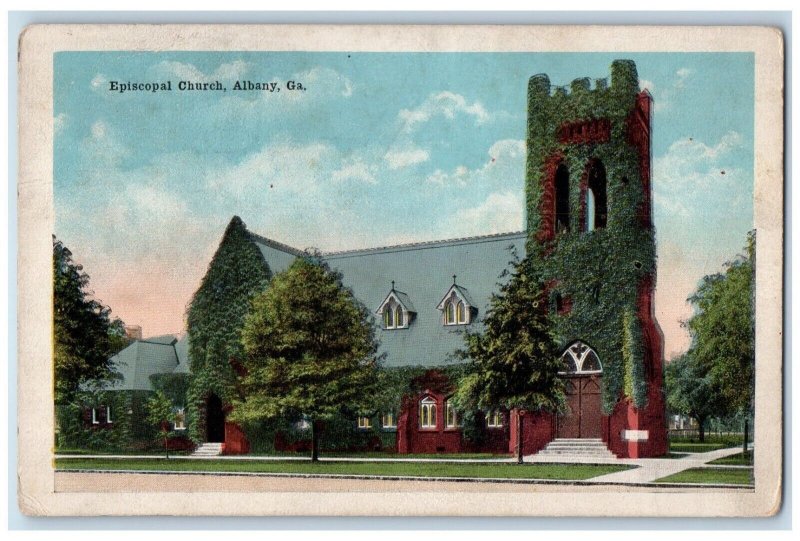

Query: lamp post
[516,409,526,464]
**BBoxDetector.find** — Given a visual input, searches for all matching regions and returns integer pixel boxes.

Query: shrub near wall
[56,390,153,452]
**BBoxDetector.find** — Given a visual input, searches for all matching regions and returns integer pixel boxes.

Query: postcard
[16,24,783,516]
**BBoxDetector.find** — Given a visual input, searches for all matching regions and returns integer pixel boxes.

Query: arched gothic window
[395,305,404,327]
[444,299,457,325]
[559,341,603,374]
[555,163,570,233]
[383,304,395,328]
[456,301,467,324]
[419,396,437,429]
[586,160,607,231]
[445,399,459,428]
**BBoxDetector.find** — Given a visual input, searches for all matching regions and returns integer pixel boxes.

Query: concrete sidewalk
[586,446,749,484]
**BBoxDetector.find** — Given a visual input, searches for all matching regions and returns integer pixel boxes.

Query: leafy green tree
[186,216,272,442]
[664,353,725,442]
[53,236,127,404]
[230,256,380,461]
[685,232,755,448]
[147,390,175,458]
[455,255,565,463]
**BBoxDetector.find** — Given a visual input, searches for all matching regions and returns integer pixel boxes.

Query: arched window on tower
[555,163,570,234]
[586,160,607,231]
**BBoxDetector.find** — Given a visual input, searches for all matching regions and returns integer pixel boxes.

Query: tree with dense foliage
[230,256,381,461]
[185,216,272,443]
[684,231,755,449]
[147,390,176,458]
[53,236,127,404]
[664,353,725,442]
[455,255,565,463]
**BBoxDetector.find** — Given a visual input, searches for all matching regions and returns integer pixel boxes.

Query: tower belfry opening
[555,163,570,233]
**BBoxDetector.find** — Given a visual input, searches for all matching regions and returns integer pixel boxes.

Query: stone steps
[536,438,617,459]
[191,442,224,457]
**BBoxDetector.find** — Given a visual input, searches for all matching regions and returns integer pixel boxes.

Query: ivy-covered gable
[525,60,655,411]
[186,216,273,442]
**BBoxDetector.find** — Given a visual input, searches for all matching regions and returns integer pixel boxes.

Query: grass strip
[708,451,753,466]
[669,443,725,453]
[654,468,753,485]
[55,458,631,481]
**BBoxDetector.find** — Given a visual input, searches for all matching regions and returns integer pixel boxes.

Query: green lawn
[56,449,192,456]
[708,451,753,466]
[252,451,509,460]
[659,452,691,459]
[654,468,753,485]
[55,458,632,481]
[669,443,726,453]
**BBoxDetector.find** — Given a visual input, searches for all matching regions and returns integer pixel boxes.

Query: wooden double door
[556,375,602,439]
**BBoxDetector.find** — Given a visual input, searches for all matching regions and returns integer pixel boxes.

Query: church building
[106,59,668,459]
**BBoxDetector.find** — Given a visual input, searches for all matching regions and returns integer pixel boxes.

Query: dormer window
[437,280,475,326]
[376,283,415,330]
[445,298,456,325]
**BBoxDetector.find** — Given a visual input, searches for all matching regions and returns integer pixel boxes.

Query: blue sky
[53,51,754,358]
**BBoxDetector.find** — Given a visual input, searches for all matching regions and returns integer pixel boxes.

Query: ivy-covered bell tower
[524,60,667,458]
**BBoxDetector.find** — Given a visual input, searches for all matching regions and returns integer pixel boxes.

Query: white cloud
[331,159,377,184]
[675,67,693,88]
[90,74,108,91]
[383,146,430,170]
[399,91,491,132]
[292,67,354,99]
[154,59,251,82]
[653,131,752,255]
[425,139,525,188]
[208,142,337,196]
[452,191,525,236]
[54,113,67,134]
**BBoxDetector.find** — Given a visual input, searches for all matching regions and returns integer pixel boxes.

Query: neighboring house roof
[172,333,191,374]
[105,334,189,391]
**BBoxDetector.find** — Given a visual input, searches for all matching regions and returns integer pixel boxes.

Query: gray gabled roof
[102,228,527,386]
[105,334,189,391]
[249,232,304,276]
[248,230,527,368]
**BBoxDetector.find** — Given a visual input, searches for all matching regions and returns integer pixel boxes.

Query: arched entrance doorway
[206,393,225,443]
[556,341,603,439]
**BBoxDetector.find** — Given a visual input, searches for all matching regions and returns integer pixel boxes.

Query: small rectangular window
[174,407,186,430]
[106,406,112,424]
[357,416,372,429]
[445,401,460,428]
[381,412,396,429]
[487,410,503,428]
[91,408,99,425]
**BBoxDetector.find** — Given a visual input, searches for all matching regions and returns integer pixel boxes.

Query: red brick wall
[510,409,555,455]
[222,421,250,455]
